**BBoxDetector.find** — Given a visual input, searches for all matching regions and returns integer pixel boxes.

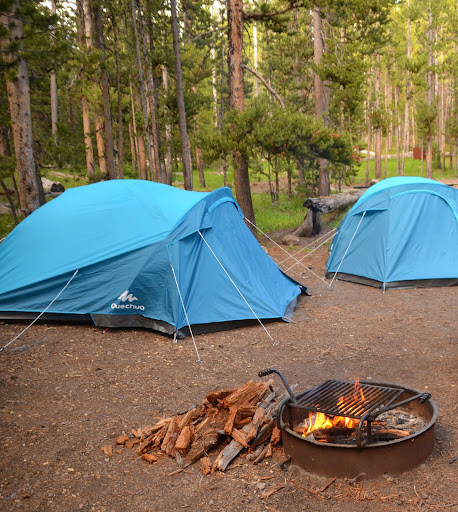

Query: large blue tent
[0,180,305,336]
[326,177,458,289]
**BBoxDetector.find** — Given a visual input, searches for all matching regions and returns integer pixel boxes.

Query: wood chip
[141,453,157,463]
[200,456,212,475]
[101,445,113,457]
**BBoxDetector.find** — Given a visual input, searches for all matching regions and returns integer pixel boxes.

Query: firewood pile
[114,378,293,474]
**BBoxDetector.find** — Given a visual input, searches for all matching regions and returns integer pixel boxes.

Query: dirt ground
[0,236,457,512]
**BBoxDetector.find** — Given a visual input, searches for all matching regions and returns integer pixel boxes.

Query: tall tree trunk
[426,10,434,179]
[95,118,107,177]
[227,0,256,227]
[162,66,173,185]
[129,79,139,175]
[138,0,162,182]
[137,131,147,180]
[171,0,193,190]
[394,85,401,174]
[131,0,154,181]
[92,3,116,180]
[400,0,411,175]
[111,13,124,178]
[50,0,58,142]
[253,22,259,96]
[128,122,137,175]
[76,0,95,181]
[1,4,40,216]
[374,62,382,179]
[313,6,330,196]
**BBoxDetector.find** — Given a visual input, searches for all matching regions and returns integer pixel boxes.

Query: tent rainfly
[326,176,458,289]
[0,180,305,337]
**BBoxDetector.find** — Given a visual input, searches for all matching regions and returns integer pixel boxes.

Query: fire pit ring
[274,377,438,479]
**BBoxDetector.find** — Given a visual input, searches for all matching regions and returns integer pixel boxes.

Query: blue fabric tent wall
[0,180,304,336]
[326,177,458,289]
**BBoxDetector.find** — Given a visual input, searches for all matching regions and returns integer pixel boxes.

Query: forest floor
[0,237,457,512]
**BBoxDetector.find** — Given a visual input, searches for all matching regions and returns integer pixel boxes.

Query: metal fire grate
[296,379,403,419]
[259,369,432,448]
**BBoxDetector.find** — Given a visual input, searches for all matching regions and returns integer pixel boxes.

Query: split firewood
[253,443,271,464]
[213,424,251,472]
[246,407,266,442]
[206,387,236,405]
[175,425,194,457]
[152,423,170,448]
[270,426,282,446]
[376,428,411,438]
[230,427,249,448]
[200,456,212,475]
[178,408,200,430]
[184,429,221,466]
[161,416,181,456]
[223,405,238,435]
[249,420,275,451]
[221,379,273,409]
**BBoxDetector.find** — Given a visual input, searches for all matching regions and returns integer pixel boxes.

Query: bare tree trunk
[128,122,137,176]
[137,0,162,182]
[131,0,154,181]
[365,77,372,186]
[227,0,256,226]
[50,0,58,142]
[426,10,434,179]
[313,6,330,196]
[95,118,107,177]
[161,66,173,185]
[111,13,124,178]
[92,3,116,180]
[394,85,401,174]
[400,0,411,176]
[76,0,95,181]
[374,62,382,179]
[253,22,259,96]
[137,133,147,181]
[1,5,40,216]
[171,0,193,190]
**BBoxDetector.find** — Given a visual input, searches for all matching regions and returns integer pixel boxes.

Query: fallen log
[293,189,365,237]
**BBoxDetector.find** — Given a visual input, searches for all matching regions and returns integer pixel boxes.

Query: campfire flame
[302,379,366,437]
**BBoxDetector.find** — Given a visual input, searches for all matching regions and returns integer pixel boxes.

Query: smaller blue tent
[0,180,305,336]
[326,177,458,289]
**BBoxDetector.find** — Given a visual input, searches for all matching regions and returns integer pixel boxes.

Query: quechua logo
[111,290,145,311]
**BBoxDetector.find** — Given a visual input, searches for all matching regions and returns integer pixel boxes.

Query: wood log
[178,408,200,430]
[303,190,365,215]
[293,190,364,237]
[249,420,275,450]
[221,380,272,409]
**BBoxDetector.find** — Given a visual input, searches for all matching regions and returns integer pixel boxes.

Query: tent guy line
[244,217,330,287]
[283,230,337,273]
[0,269,80,353]
[278,227,337,267]
[170,263,201,363]
[328,210,366,290]
[197,230,276,346]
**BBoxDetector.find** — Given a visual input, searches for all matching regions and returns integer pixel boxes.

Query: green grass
[353,156,456,183]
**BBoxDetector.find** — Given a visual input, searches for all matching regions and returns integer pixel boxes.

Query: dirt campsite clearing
[0,238,456,512]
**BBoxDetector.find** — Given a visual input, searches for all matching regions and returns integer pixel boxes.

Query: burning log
[120,378,289,473]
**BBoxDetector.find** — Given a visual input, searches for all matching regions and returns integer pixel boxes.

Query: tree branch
[241,64,285,108]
